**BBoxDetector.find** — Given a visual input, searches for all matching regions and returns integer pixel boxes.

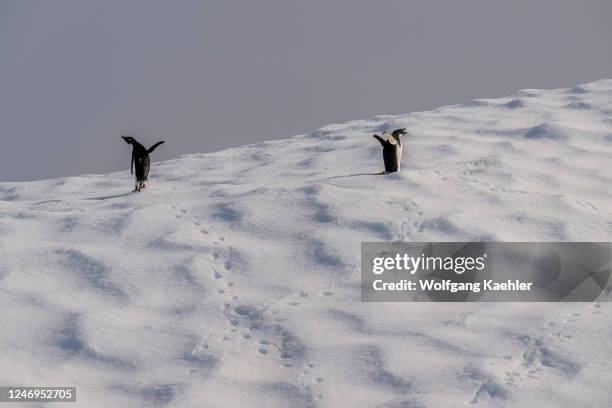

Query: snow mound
[1,80,611,407]
[524,123,569,141]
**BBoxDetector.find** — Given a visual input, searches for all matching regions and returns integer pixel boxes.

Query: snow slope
[1,80,611,407]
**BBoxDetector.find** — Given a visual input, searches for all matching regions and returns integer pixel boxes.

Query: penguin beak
[121,136,130,144]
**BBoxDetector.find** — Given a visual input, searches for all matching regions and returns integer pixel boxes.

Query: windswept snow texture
[1,80,612,407]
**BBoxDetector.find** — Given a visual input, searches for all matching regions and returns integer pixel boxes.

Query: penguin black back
[121,136,165,192]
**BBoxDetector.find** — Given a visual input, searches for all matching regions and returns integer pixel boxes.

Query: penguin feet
[133,182,146,192]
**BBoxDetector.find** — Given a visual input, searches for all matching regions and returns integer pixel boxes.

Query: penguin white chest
[395,144,403,172]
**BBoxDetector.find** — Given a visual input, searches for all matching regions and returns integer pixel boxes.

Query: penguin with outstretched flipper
[121,136,165,192]
[373,128,407,174]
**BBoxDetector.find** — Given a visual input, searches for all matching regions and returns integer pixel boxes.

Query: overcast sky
[1,0,611,181]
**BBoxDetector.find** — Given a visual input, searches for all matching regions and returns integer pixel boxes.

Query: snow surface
[1,80,611,407]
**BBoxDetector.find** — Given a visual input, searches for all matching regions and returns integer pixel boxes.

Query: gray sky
[1,0,611,181]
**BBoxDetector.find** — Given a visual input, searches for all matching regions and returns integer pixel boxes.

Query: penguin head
[392,128,407,137]
[121,136,135,145]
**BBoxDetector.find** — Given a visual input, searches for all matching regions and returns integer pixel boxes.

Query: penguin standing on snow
[373,128,407,174]
[121,136,165,192]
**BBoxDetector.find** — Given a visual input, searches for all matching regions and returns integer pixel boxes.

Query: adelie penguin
[373,128,407,174]
[121,136,165,192]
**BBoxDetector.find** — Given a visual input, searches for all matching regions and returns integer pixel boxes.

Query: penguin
[372,128,407,174]
[121,136,165,192]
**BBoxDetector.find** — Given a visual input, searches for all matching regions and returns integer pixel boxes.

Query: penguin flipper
[147,141,165,153]
[373,135,387,146]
